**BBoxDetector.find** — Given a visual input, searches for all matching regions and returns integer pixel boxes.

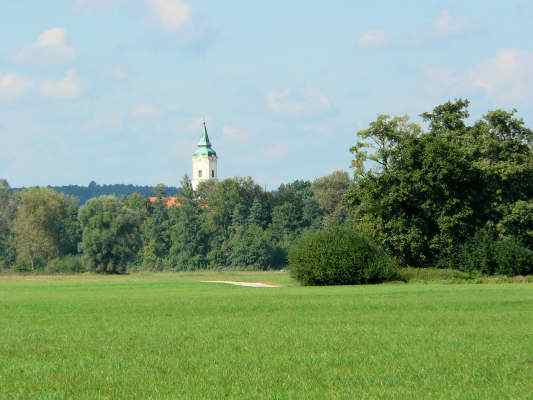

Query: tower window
[198,170,202,178]
[211,170,215,178]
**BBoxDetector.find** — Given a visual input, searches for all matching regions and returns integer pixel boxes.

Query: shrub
[171,253,209,271]
[46,256,85,274]
[454,233,533,276]
[14,257,47,273]
[289,225,398,286]
[399,267,478,283]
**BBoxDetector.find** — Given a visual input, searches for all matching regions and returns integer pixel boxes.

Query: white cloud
[146,0,191,32]
[357,30,388,48]
[264,143,289,160]
[433,10,467,36]
[421,49,533,104]
[40,69,83,99]
[469,49,533,103]
[267,88,334,119]
[110,66,129,81]
[130,104,162,119]
[75,0,215,50]
[0,73,31,102]
[15,28,76,65]
[37,28,70,48]
[222,125,250,144]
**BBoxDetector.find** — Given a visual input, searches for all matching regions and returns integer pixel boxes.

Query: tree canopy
[346,100,532,268]
[13,188,80,271]
[1,99,530,276]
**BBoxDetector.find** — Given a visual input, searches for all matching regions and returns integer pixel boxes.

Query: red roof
[148,196,183,208]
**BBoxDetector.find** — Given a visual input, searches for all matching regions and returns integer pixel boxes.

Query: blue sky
[1,0,532,188]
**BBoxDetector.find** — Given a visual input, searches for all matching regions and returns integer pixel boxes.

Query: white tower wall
[192,155,218,190]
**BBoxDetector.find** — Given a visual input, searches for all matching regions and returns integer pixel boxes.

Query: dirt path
[201,280,281,288]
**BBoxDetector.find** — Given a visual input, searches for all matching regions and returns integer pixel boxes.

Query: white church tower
[192,121,218,190]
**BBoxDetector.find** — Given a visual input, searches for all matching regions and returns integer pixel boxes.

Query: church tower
[192,121,218,190]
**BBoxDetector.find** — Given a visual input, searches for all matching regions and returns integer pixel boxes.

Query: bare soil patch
[201,280,281,288]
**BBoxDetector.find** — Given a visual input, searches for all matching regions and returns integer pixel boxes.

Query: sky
[1,0,532,188]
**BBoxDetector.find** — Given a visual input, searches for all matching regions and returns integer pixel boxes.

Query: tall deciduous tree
[248,198,271,228]
[199,177,266,267]
[166,175,208,270]
[13,188,80,271]
[202,177,264,237]
[141,199,170,270]
[225,223,277,269]
[271,180,322,240]
[346,100,533,267]
[0,180,16,267]
[168,202,208,271]
[312,171,351,226]
[180,175,195,201]
[79,196,142,273]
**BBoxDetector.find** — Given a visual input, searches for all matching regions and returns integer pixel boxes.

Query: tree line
[1,100,531,276]
[13,182,179,205]
[0,171,351,273]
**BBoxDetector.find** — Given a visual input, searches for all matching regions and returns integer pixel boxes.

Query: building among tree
[147,196,182,208]
[147,122,218,207]
[192,121,218,190]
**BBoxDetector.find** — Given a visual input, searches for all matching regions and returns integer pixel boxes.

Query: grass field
[1,272,532,399]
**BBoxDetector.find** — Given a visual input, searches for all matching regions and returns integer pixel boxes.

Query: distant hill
[17,182,180,204]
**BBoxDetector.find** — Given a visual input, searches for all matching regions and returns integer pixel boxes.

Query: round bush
[289,226,398,286]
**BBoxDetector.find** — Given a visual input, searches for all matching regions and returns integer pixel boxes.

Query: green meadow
[1,272,532,399]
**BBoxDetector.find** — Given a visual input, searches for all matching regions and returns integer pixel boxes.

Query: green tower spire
[193,121,217,157]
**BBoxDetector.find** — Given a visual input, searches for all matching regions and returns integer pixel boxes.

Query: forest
[13,182,179,204]
[1,100,531,279]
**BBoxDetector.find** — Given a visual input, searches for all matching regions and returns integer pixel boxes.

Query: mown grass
[1,272,532,399]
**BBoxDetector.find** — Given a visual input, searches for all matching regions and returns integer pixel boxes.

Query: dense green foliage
[167,183,209,271]
[311,170,350,226]
[46,255,85,274]
[0,174,338,273]
[0,180,16,268]
[225,223,281,269]
[140,198,171,271]
[1,272,531,399]
[1,100,531,278]
[454,233,533,276]
[346,100,532,272]
[12,188,80,271]
[79,196,142,273]
[498,199,533,248]
[289,225,398,285]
